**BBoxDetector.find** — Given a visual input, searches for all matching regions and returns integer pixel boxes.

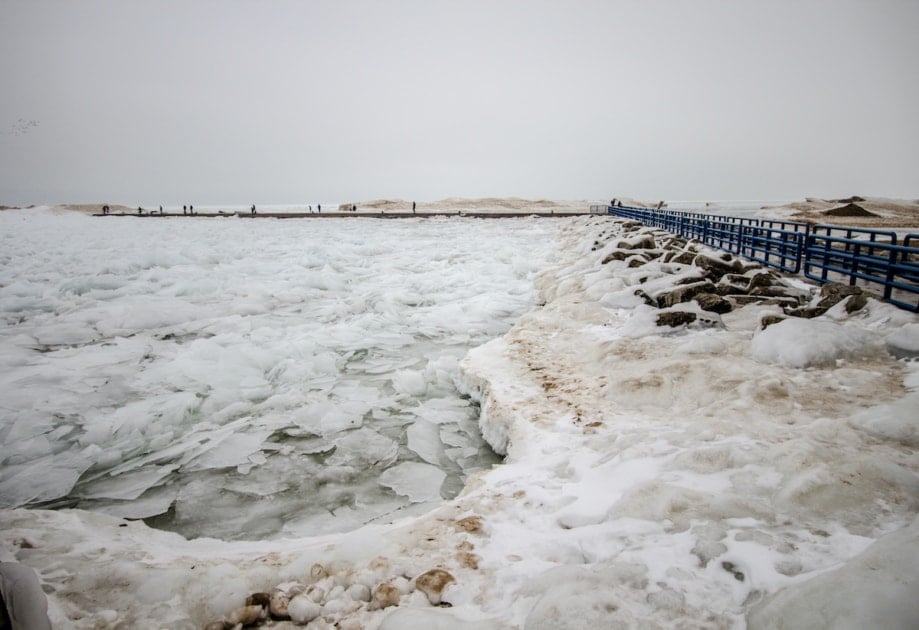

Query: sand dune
[758,196,919,228]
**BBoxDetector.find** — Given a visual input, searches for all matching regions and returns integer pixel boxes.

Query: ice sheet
[0,209,550,539]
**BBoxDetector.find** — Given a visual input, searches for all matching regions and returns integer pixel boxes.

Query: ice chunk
[78,465,179,501]
[378,462,445,502]
[32,322,99,346]
[414,397,472,425]
[406,420,444,465]
[93,485,178,519]
[183,430,270,471]
[392,369,427,397]
[0,451,93,506]
[327,428,399,467]
[319,405,366,434]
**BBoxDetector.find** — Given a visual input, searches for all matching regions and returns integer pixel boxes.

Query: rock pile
[204,559,457,629]
[594,220,871,329]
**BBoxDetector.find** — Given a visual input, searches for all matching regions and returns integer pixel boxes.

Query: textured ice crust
[454,217,919,628]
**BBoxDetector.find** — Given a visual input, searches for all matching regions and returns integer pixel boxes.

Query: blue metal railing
[595,204,919,312]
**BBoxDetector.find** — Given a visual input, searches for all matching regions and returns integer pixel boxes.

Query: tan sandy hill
[758,196,919,229]
[339,198,603,214]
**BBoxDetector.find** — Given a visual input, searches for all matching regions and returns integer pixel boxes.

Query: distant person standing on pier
[412,201,416,214]
[183,205,187,215]
[159,205,163,214]
[251,204,256,215]
[190,205,194,215]
[137,207,142,215]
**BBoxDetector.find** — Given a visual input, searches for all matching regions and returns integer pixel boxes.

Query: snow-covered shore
[2,215,918,628]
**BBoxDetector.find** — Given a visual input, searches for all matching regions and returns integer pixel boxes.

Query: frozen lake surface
[0,210,558,540]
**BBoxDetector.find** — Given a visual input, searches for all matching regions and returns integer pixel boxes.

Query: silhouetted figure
[412,201,416,214]
[318,204,321,213]
[251,204,256,215]
[190,205,194,215]
[159,205,163,214]
[352,205,356,212]
[309,205,312,213]
[102,205,109,215]
[137,207,142,215]
[183,205,187,215]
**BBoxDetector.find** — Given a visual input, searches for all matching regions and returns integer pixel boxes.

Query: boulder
[602,250,630,264]
[667,251,697,265]
[784,306,828,319]
[695,293,732,314]
[633,290,656,306]
[817,283,863,310]
[656,280,718,308]
[747,272,777,291]
[694,253,743,280]
[845,293,869,313]
[656,311,697,327]
[615,235,657,250]
[760,315,786,330]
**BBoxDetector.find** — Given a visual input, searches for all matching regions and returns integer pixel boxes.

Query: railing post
[884,246,897,300]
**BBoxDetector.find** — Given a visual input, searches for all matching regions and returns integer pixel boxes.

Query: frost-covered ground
[1,211,918,629]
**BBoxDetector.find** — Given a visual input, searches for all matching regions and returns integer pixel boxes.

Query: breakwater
[593,204,919,312]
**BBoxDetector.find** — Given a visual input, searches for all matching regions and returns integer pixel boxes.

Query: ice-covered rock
[414,569,455,605]
[287,594,321,623]
[368,583,401,610]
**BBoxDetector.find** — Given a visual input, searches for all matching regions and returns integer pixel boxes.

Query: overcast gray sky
[1,0,917,205]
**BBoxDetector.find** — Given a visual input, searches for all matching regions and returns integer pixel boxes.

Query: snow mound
[751,318,879,367]
[747,517,919,629]
[886,323,919,358]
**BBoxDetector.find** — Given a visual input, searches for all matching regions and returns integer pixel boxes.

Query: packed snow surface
[0,209,556,539]
[1,212,917,629]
